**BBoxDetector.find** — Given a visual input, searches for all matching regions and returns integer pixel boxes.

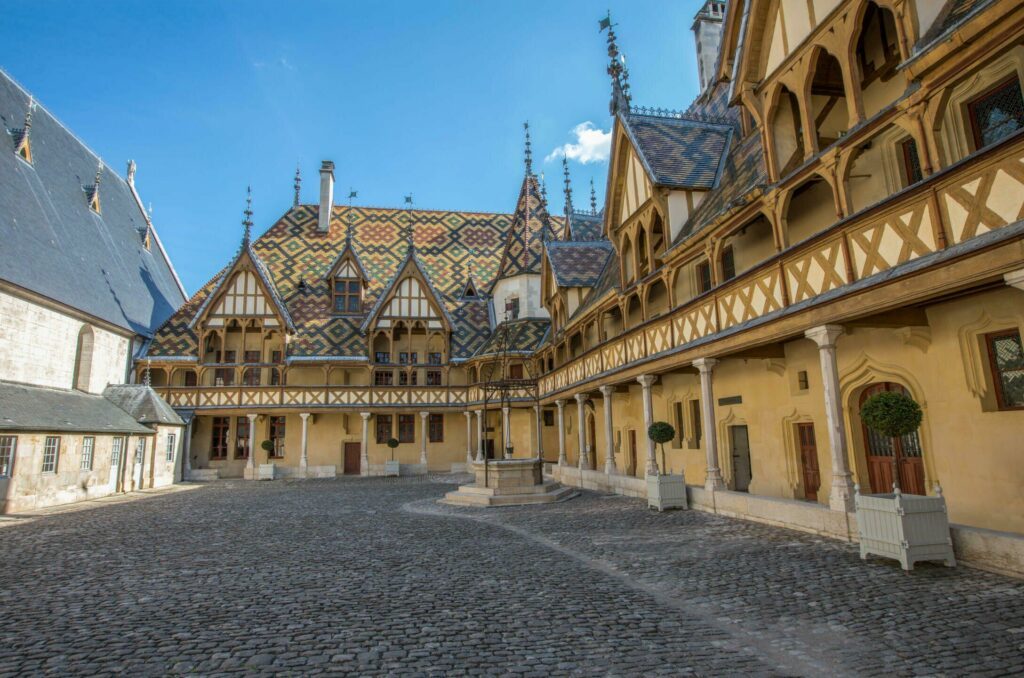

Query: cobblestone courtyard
[1,477,1022,676]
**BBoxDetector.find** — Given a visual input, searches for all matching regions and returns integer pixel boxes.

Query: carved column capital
[360,412,371,421]
[805,324,845,349]
[692,358,718,374]
[636,374,658,389]
[598,384,615,397]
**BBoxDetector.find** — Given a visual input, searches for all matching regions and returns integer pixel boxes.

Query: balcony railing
[538,132,1024,396]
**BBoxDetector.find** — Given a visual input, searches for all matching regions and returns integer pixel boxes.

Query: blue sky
[3,1,705,293]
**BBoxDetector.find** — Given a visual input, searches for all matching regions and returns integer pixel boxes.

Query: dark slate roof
[473,318,550,356]
[545,241,614,288]
[103,385,184,426]
[496,172,559,279]
[622,113,732,189]
[0,69,186,336]
[568,248,620,323]
[567,210,605,242]
[920,0,995,46]
[0,381,153,434]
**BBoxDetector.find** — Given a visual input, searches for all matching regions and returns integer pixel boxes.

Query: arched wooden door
[859,382,926,495]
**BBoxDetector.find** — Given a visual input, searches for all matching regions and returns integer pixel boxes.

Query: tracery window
[967,77,1024,150]
[986,329,1024,410]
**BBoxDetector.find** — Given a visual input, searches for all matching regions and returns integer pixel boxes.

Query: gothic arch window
[73,326,94,392]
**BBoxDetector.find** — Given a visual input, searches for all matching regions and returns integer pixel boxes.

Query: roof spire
[523,121,533,176]
[242,185,253,245]
[600,10,631,116]
[539,171,548,206]
[562,156,574,216]
[293,164,301,207]
[590,178,598,215]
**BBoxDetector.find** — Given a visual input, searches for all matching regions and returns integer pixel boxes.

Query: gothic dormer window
[506,296,520,320]
[334,277,362,313]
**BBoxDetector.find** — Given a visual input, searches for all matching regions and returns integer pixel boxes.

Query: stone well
[441,458,575,507]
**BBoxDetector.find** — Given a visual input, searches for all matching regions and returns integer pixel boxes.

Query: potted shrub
[257,440,275,480]
[646,421,687,511]
[384,438,401,477]
[855,391,955,570]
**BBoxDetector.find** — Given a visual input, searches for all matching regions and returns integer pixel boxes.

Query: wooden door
[343,443,361,475]
[628,430,638,477]
[729,425,752,492]
[796,423,821,501]
[860,383,926,494]
[587,414,597,468]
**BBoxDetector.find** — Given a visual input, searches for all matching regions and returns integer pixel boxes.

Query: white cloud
[253,56,295,71]
[545,122,611,164]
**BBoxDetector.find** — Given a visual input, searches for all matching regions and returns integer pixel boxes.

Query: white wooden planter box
[855,487,956,570]
[384,460,401,477]
[257,463,275,481]
[647,473,688,511]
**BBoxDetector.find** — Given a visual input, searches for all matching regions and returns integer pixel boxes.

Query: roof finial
[293,164,301,207]
[590,178,598,215]
[14,97,35,161]
[539,171,548,206]
[600,10,631,116]
[562,156,574,216]
[523,121,533,176]
[346,188,357,247]
[24,95,34,130]
[242,185,253,245]
[126,160,137,186]
[94,162,103,190]
[144,359,152,387]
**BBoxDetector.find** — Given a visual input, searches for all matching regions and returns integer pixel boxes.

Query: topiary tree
[648,421,675,473]
[386,437,399,461]
[260,439,274,461]
[860,390,922,491]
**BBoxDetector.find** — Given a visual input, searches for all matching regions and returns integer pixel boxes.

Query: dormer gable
[459,276,481,300]
[361,251,452,333]
[325,243,367,315]
[11,97,33,164]
[190,244,294,333]
[85,165,103,214]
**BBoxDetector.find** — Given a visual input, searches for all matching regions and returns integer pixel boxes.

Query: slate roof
[545,241,614,288]
[0,70,185,336]
[621,113,732,189]
[0,381,154,434]
[146,205,564,361]
[567,247,620,323]
[473,318,551,356]
[496,172,559,278]
[103,385,184,426]
[920,0,995,46]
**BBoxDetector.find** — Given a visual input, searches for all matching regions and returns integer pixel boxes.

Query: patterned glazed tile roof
[146,204,543,360]
[0,69,185,336]
[545,241,614,288]
[622,113,732,189]
[567,210,605,241]
[473,318,550,356]
[496,173,559,279]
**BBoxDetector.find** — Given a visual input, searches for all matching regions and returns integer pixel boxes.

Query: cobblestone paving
[0,477,1022,676]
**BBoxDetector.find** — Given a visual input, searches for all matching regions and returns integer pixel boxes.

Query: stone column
[181,416,193,482]
[419,411,429,467]
[575,393,590,470]
[501,406,511,458]
[533,404,544,461]
[636,376,658,477]
[475,410,484,462]
[555,399,567,466]
[299,412,311,478]
[599,385,615,475]
[693,358,725,491]
[246,413,258,477]
[805,325,855,512]
[359,412,371,476]
[464,411,473,466]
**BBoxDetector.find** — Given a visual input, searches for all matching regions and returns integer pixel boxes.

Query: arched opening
[845,125,922,213]
[174,369,198,387]
[808,49,850,151]
[147,368,168,387]
[718,214,776,280]
[636,228,650,277]
[650,213,667,260]
[467,366,477,384]
[856,382,926,495]
[569,332,584,359]
[372,332,391,363]
[602,306,624,339]
[645,280,669,319]
[621,234,635,284]
[855,2,907,119]
[73,326,94,391]
[784,176,836,246]
[584,320,599,349]
[771,86,804,176]
[625,294,643,329]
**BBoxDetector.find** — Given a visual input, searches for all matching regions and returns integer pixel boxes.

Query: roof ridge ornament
[600,11,631,116]
[590,178,597,215]
[86,161,103,212]
[242,185,253,246]
[523,121,533,176]
[13,96,35,161]
[562,156,574,217]
[293,164,301,207]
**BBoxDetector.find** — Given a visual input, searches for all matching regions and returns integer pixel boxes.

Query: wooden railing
[538,133,1024,396]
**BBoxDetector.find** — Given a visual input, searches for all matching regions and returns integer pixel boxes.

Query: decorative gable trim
[360,250,453,333]
[189,243,294,332]
[324,242,368,281]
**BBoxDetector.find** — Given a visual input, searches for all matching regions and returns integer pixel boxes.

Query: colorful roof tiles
[545,241,614,288]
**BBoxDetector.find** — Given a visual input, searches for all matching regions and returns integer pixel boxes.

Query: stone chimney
[318,160,335,233]
[692,1,726,93]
